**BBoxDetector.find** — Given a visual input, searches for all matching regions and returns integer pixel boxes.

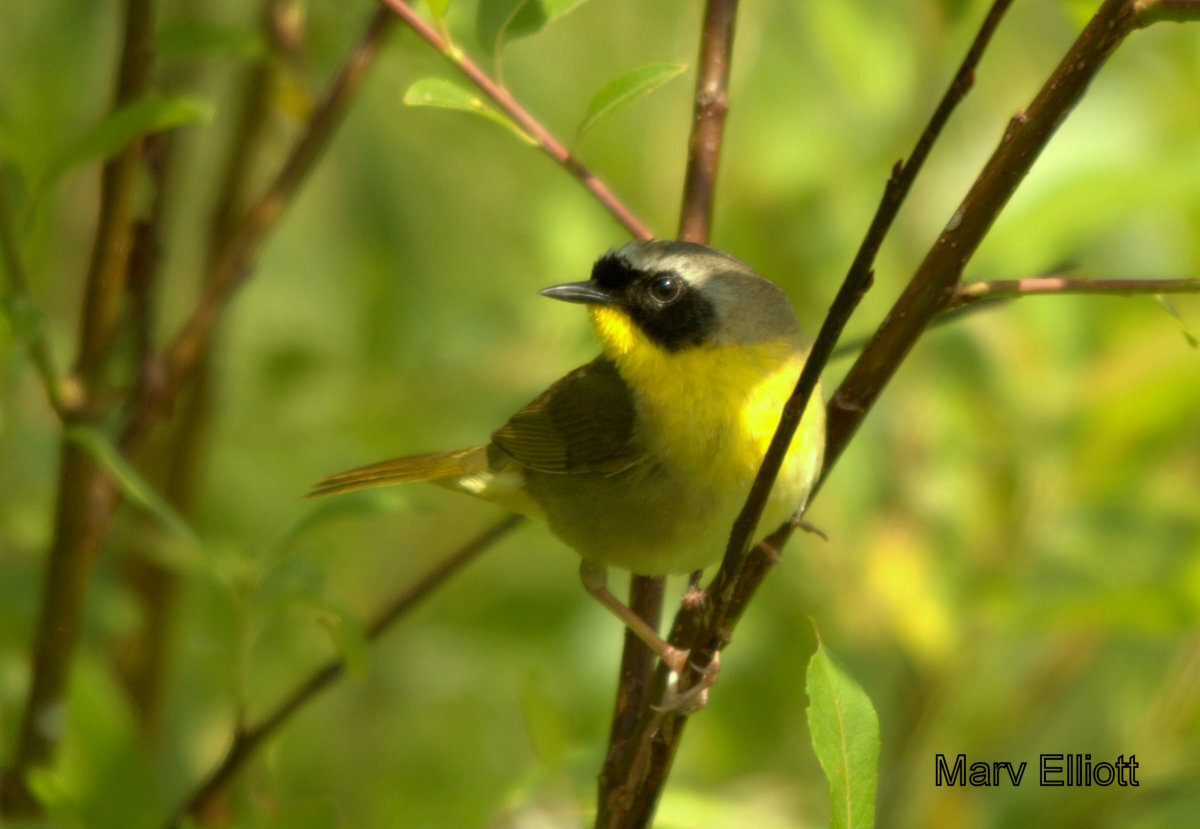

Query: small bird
[310,240,825,678]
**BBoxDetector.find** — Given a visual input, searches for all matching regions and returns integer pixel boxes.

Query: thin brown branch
[1,0,156,816]
[677,0,738,243]
[375,0,653,240]
[953,274,1200,306]
[164,515,523,829]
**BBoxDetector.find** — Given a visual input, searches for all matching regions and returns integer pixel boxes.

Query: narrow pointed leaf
[576,62,686,142]
[806,633,880,829]
[42,94,213,189]
[65,426,203,551]
[1156,295,1198,348]
[403,78,534,144]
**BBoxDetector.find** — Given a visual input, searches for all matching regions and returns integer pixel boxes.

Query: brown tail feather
[307,446,488,498]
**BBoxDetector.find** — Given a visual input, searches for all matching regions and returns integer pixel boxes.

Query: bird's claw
[655,651,721,714]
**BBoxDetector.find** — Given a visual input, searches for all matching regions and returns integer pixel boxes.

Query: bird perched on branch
[311,239,825,689]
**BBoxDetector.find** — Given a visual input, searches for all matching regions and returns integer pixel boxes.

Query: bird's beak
[538,280,618,305]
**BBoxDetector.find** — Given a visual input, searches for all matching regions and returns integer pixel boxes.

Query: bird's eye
[647,274,681,304]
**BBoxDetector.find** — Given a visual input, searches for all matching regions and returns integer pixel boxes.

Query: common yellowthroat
[310,240,825,674]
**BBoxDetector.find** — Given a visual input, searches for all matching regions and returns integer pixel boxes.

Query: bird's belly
[525,456,807,576]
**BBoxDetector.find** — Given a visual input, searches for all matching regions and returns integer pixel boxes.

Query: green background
[1,1,1198,826]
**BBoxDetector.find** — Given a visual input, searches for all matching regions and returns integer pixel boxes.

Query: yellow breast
[589,305,814,493]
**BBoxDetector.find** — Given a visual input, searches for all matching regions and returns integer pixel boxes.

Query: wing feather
[490,357,641,474]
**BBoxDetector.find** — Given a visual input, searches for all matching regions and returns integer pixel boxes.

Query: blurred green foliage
[1,1,1198,827]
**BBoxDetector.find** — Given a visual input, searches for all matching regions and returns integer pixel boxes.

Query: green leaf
[1156,295,1198,348]
[65,426,203,552]
[476,0,590,56]
[403,78,534,144]
[42,94,214,188]
[806,631,880,829]
[576,62,686,142]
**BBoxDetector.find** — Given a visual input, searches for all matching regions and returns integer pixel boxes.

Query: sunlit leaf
[42,94,214,189]
[806,632,880,829]
[403,78,534,144]
[65,426,203,552]
[576,62,686,142]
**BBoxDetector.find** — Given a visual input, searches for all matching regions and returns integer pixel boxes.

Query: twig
[677,0,738,242]
[375,0,653,241]
[952,274,1200,306]
[164,515,523,829]
[1,0,156,816]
